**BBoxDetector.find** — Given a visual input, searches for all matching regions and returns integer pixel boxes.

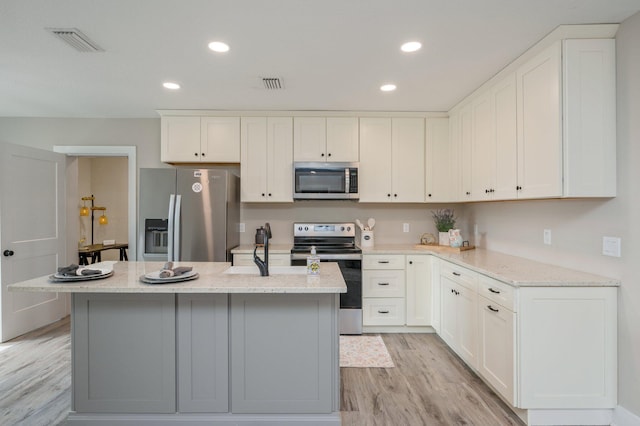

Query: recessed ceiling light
[208,41,230,53]
[401,41,422,53]
[380,84,397,92]
[163,82,180,90]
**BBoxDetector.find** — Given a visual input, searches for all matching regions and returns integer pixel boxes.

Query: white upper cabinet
[516,42,563,199]
[240,117,293,202]
[201,117,241,163]
[161,116,240,163]
[458,104,473,201]
[161,116,202,163]
[359,117,425,203]
[425,118,452,202]
[293,117,358,162]
[471,74,518,201]
[562,39,616,197]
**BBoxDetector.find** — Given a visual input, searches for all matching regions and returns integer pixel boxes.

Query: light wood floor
[0,318,524,426]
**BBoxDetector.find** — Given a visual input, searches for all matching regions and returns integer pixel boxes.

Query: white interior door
[0,143,68,342]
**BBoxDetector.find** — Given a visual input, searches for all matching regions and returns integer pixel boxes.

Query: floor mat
[339,335,395,368]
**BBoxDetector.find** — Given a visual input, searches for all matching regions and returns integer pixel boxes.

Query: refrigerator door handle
[174,194,182,260]
[168,194,176,261]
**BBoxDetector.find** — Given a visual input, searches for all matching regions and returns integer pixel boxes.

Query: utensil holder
[361,230,374,248]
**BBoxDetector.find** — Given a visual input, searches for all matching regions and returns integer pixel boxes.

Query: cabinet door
[359,118,392,202]
[266,117,294,201]
[293,117,326,161]
[425,118,451,202]
[471,92,494,200]
[516,42,562,199]
[177,294,229,412]
[457,284,479,369]
[230,293,336,413]
[440,276,458,348]
[201,117,240,162]
[326,117,359,162]
[73,293,176,413]
[478,296,516,406]
[161,116,201,163]
[392,118,425,202]
[241,117,268,202]
[406,255,431,326]
[459,103,474,200]
[492,74,518,200]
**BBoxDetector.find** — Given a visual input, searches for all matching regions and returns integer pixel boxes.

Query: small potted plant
[431,209,456,246]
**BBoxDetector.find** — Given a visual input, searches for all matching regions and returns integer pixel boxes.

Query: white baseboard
[612,405,640,426]
[526,409,613,425]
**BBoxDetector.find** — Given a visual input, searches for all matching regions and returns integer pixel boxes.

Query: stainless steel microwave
[293,162,359,200]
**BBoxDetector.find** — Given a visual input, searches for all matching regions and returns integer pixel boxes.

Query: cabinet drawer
[440,261,478,291]
[363,254,405,270]
[478,275,515,312]
[363,298,406,326]
[363,270,405,298]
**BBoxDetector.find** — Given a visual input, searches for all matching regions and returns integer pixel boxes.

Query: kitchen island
[10,261,346,426]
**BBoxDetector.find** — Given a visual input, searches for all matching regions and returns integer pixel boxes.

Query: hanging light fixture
[97,208,108,225]
[80,196,93,216]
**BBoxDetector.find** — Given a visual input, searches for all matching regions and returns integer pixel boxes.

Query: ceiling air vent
[46,28,104,52]
[262,77,283,90]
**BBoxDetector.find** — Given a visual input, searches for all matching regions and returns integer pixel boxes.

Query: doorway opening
[53,146,136,262]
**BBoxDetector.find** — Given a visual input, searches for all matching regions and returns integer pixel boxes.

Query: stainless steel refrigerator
[138,168,240,262]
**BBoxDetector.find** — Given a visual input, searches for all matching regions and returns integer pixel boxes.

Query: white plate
[49,270,114,282]
[140,270,199,284]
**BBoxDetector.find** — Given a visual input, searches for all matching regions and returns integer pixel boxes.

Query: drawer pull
[487,305,499,313]
[377,310,390,314]
[452,272,461,276]
[378,282,390,286]
[378,260,390,264]
[488,288,501,294]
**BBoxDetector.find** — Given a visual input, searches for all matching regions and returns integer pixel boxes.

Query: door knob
[3,250,15,257]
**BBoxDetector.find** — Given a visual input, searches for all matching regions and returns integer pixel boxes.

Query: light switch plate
[543,229,552,245]
[403,223,410,233]
[602,236,621,257]
[238,223,245,233]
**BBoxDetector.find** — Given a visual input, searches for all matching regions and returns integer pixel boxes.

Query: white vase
[438,232,450,246]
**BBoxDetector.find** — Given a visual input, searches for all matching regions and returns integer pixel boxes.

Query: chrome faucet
[253,223,271,276]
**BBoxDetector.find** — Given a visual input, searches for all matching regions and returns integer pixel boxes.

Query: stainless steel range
[291,222,362,335]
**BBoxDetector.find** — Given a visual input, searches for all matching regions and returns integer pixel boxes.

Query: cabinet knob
[428,193,432,197]
[261,193,265,197]
[409,261,413,265]
[466,191,471,195]
[327,153,332,157]
[394,194,398,197]
[194,152,199,157]
[516,185,522,190]
[387,194,391,197]
[201,152,205,157]
[268,193,272,197]
[3,249,14,257]
[485,189,489,194]
[321,153,325,157]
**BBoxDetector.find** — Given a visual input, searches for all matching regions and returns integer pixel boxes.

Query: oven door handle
[291,253,362,261]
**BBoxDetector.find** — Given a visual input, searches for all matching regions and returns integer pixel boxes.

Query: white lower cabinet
[478,294,516,406]
[362,254,405,326]
[437,259,618,422]
[405,255,432,326]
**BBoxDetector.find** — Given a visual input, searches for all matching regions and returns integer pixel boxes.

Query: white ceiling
[1,0,639,118]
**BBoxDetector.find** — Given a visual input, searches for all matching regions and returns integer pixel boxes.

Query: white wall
[465,12,640,417]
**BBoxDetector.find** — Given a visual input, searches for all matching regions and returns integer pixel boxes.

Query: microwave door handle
[345,168,350,193]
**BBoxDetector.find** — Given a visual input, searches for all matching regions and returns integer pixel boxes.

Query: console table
[78,243,128,265]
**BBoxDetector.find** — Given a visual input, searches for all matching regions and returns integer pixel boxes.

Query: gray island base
[10,262,346,426]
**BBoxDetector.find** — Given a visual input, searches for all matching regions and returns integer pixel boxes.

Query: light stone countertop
[363,244,620,287]
[8,261,346,294]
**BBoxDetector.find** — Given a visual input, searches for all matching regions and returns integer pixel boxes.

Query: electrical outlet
[403,223,410,233]
[238,223,245,233]
[474,223,478,235]
[602,236,621,257]
[543,229,552,245]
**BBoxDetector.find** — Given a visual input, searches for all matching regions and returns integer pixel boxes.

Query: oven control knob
[347,226,351,231]
[304,226,309,231]
[298,226,303,231]
[341,226,345,231]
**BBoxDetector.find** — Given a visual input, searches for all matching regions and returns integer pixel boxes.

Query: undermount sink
[223,266,308,275]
